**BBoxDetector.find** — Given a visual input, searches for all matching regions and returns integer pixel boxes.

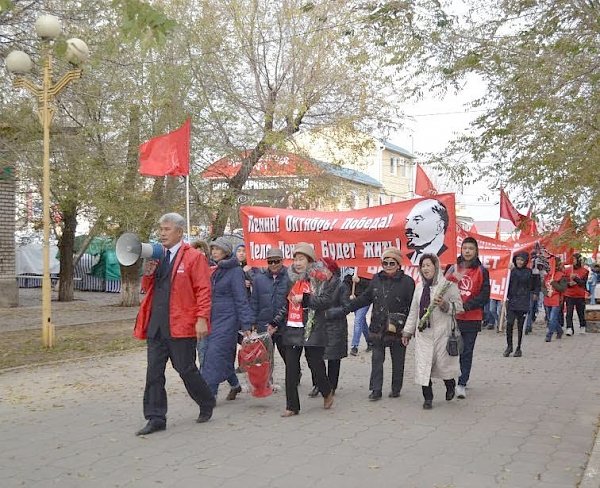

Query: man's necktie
[159,249,171,278]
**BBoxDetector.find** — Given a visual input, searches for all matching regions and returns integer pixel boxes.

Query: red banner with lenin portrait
[241,193,457,268]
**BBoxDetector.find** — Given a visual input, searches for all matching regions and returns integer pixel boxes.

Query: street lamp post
[5,14,89,348]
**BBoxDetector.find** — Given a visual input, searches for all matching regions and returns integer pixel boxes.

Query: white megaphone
[116,232,164,266]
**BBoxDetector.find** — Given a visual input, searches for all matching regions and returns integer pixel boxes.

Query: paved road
[1,295,599,488]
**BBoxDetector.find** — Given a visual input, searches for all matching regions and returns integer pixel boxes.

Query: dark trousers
[422,379,455,401]
[312,359,341,391]
[144,335,215,423]
[458,330,478,387]
[565,297,586,330]
[272,333,287,365]
[369,341,406,393]
[506,310,527,349]
[285,346,331,413]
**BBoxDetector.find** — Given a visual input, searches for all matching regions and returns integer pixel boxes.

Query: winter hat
[209,237,233,256]
[381,247,402,264]
[266,247,284,259]
[320,256,339,274]
[461,236,479,254]
[293,242,316,262]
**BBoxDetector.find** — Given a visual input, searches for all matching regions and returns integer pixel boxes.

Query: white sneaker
[579,327,586,334]
[566,328,574,336]
[456,385,466,399]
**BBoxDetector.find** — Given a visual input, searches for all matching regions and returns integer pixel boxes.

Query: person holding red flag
[542,258,568,341]
[564,253,589,335]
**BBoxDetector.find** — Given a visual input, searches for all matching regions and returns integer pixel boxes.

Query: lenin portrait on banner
[405,198,449,265]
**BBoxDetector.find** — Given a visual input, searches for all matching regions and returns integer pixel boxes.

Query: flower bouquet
[238,331,274,398]
[418,281,452,332]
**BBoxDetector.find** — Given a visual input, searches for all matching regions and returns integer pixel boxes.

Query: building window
[390,157,398,176]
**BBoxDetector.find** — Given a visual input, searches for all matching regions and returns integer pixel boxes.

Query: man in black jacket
[333,247,415,401]
[249,247,291,362]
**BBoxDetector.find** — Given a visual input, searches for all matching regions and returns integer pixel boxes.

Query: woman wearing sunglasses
[330,247,415,401]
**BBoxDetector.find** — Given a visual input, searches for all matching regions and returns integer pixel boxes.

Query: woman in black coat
[269,243,337,417]
[328,247,415,401]
[309,258,349,397]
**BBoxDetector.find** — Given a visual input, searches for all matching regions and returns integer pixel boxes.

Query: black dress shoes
[197,409,213,423]
[388,390,400,398]
[135,421,166,436]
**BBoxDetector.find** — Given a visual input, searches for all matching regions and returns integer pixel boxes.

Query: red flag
[139,118,191,177]
[470,224,478,234]
[499,189,527,227]
[558,214,573,233]
[586,217,600,237]
[415,164,438,197]
[521,207,538,237]
[495,219,501,241]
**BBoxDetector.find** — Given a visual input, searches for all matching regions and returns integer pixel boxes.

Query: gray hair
[159,212,186,230]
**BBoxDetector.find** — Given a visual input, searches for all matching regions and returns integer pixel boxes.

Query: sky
[393,80,507,223]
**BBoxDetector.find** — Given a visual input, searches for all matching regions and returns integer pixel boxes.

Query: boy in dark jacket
[445,237,490,399]
[504,252,540,357]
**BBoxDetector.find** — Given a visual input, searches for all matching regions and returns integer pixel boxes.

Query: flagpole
[185,175,191,241]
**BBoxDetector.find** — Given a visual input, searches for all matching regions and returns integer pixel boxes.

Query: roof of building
[473,220,516,234]
[381,140,416,159]
[202,151,382,188]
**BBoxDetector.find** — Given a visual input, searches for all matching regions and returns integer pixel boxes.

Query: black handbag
[446,304,463,357]
[386,312,406,336]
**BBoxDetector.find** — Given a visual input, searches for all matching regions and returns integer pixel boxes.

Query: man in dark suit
[134,213,215,435]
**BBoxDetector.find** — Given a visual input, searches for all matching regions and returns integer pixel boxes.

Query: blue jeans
[488,299,500,327]
[525,294,539,331]
[590,283,597,305]
[545,305,563,339]
[352,305,370,348]
[458,330,479,387]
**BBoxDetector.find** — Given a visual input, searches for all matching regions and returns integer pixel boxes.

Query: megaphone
[116,232,163,266]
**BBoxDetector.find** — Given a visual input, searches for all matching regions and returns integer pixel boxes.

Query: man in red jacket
[134,213,215,436]
[564,253,589,335]
[446,237,490,399]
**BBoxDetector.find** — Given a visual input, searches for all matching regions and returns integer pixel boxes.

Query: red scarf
[287,279,311,328]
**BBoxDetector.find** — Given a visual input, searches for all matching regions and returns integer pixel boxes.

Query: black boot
[514,347,522,357]
[308,385,320,398]
[444,379,455,401]
[503,346,513,357]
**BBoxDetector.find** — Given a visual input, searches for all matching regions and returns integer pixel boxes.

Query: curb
[580,419,600,488]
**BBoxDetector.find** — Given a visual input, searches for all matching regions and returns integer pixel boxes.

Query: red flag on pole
[558,214,573,233]
[586,217,600,237]
[521,207,538,237]
[495,219,501,241]
[139,118,191,177]
[499,189,527,227]
[415,164,438,197]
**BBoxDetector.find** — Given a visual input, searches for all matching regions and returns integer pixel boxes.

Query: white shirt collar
[166,241,182,261]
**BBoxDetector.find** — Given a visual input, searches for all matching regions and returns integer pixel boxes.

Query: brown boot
[323,392,334,409]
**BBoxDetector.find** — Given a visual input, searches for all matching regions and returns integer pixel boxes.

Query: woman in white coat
[402,254,463,409]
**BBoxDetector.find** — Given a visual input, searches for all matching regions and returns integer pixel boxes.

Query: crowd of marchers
[132,212,599,436]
